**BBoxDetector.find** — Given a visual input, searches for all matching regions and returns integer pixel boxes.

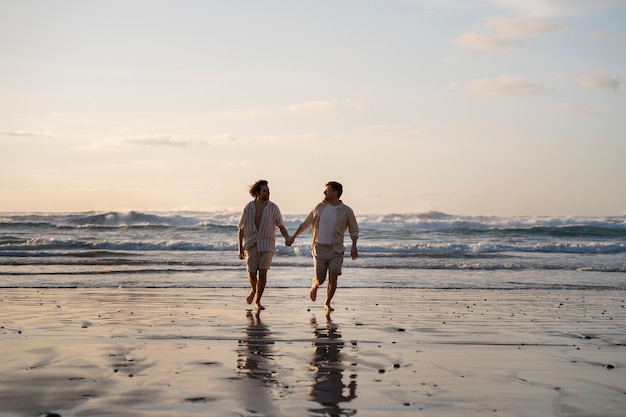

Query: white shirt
[316,204,338,244]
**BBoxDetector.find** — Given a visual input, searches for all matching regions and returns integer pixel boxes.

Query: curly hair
[249,180,268,198]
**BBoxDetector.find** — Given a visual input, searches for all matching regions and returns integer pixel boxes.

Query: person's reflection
[236,311,279,415]
[237,311,275,382]
[309,315,357,416]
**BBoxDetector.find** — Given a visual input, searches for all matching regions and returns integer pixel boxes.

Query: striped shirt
[238,200,285,252]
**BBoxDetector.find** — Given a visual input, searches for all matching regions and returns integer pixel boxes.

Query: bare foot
[255,303,265,311]
[246,291,255,304]
[324,304,334,312]
[310,285,318,301]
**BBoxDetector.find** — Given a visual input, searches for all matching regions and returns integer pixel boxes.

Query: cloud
[455,31,521,50]
[411,0,622,17]
[570,72,621,91]
[125,136,188,147]
[464,76,551,97]
[550,102,612,114]
[286,101,336,113]
[223,108,270,118]
[591,29,611,39]
[0,130,54,139]
[485,0,624,17]
[199,134,238,146]
[455,16,564,50]
[81,135,188,151]
[285,99,363,113]
[443,56,458,64]
[220,160,254,167]
[291,133,346,142]
[223,99,364,118]
[244,133,346,144]
[364,125,427,138]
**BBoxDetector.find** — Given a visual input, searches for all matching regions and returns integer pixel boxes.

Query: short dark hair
[249,180,268,197]
[326,181,343,198]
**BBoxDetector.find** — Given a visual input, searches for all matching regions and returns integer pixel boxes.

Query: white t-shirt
[316,204,338,244]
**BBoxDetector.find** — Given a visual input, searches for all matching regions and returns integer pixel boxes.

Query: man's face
[258,185,270,201]
[323,185,336,201]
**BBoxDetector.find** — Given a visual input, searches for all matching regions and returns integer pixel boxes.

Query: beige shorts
[245,245,274,272]
[313,243,344,283]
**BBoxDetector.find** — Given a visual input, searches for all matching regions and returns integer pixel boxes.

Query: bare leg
[324,273,338,311]
[255,269,267,310]
[310,277,321,301]
[247,271,257,304]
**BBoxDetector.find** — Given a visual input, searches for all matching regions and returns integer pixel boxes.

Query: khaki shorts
[313,243,344,283]
[245,245,274,272]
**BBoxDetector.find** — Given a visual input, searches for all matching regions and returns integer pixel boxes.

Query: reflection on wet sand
[237,311,276,382]
[309,315,357,417]
[236,311,281,415]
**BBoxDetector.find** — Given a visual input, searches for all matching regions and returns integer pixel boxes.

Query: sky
[1,0,625,216]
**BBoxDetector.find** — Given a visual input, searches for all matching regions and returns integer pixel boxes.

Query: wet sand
[1,288,625,416]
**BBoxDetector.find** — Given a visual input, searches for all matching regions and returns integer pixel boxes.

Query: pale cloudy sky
[1,0,625,216]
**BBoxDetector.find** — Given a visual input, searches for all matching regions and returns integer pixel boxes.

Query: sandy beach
[1,288,624,417]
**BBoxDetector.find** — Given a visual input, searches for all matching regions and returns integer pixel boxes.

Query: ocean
[1,211,625,290]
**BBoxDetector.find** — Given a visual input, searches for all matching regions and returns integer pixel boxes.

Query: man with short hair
[287,181,359,312]
[238,180,290,311]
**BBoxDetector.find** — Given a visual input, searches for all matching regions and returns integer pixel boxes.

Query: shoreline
[1,288,625,416]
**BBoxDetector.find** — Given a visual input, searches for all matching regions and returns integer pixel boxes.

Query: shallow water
[1,211,624,289]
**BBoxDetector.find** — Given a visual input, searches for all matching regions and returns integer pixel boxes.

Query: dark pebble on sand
[186,397,216,403]
[46,414,62,417]
[605,364,615,369]
[378,369,385,374]
[394,363,401,368]
[397,328,405,332]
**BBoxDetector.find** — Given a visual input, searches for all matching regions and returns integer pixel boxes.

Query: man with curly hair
[238,180,290,311]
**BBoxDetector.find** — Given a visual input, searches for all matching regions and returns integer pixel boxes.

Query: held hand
[351,246,358,260]
[238,251,245,260]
